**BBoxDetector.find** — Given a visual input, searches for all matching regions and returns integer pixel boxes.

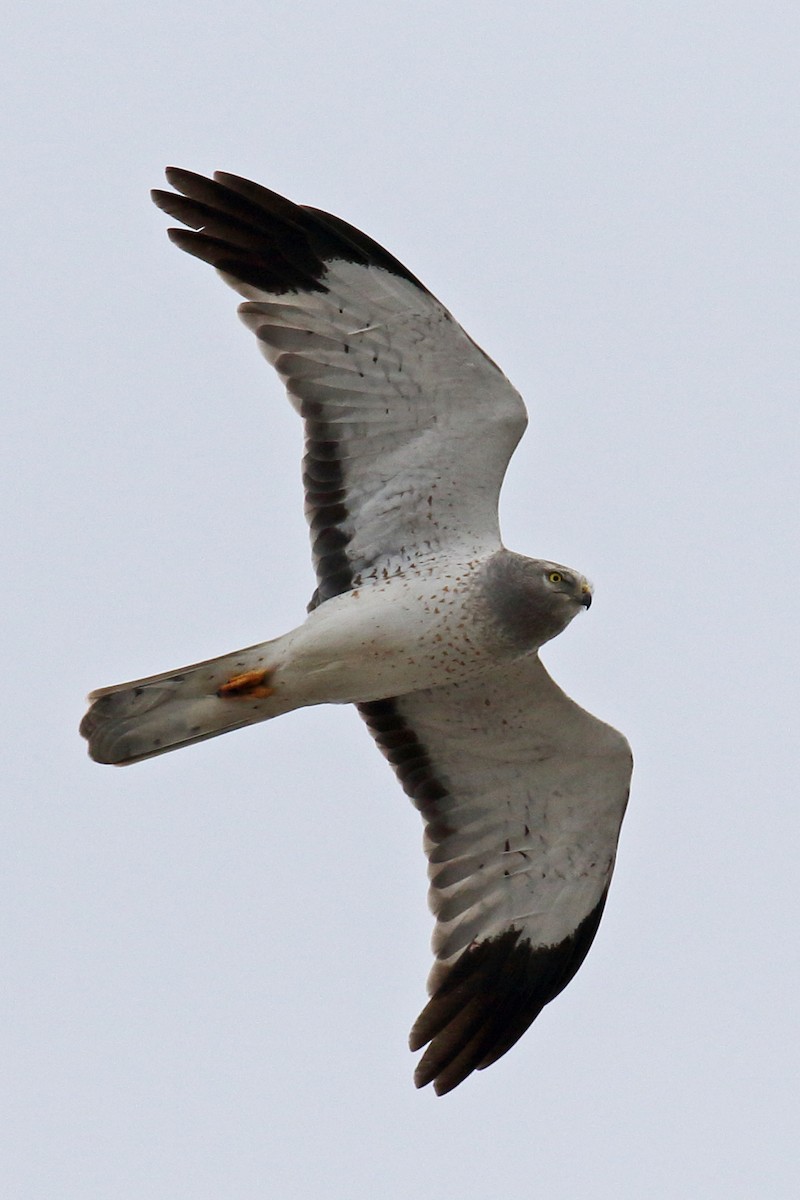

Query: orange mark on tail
[217,668,274,700]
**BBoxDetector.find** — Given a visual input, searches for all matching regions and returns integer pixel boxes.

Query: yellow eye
[548,571,563,584]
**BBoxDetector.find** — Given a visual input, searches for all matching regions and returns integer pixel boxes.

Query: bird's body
[81,170,632,1094]
[84,549,591,763]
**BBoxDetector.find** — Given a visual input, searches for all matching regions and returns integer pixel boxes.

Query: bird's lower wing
[359,653,632,1094]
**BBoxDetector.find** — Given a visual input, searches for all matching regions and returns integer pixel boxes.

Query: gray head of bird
[481,551,593,652]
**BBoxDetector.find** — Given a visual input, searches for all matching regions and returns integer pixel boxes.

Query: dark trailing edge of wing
[358,698,450,826]
[359,697,609,1094]
[303,413,353,608]
[151,168,429,296]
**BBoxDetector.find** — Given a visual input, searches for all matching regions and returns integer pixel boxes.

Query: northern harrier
[81,169,633,1095]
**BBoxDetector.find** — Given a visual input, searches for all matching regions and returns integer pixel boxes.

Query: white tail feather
[80,642,286,765]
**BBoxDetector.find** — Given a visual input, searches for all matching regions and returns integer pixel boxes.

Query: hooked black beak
[580,587,592,609]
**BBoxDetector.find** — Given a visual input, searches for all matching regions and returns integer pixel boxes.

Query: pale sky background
[3,3,799,1197]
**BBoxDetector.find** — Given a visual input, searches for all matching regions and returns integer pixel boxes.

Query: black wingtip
[152,167,429,297]
[150,189,201,229]
[163,165,203,193]
[411,892,610,1094]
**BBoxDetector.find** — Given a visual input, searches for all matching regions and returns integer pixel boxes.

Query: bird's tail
[80,640,289,765]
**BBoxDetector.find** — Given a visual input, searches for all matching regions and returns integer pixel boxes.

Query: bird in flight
[81,169,632,1095]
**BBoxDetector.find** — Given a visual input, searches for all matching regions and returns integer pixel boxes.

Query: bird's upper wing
[152,170,528,606]
[359,653,632,1095]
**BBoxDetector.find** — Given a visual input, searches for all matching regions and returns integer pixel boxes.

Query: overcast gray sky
[4,3,799,1197]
